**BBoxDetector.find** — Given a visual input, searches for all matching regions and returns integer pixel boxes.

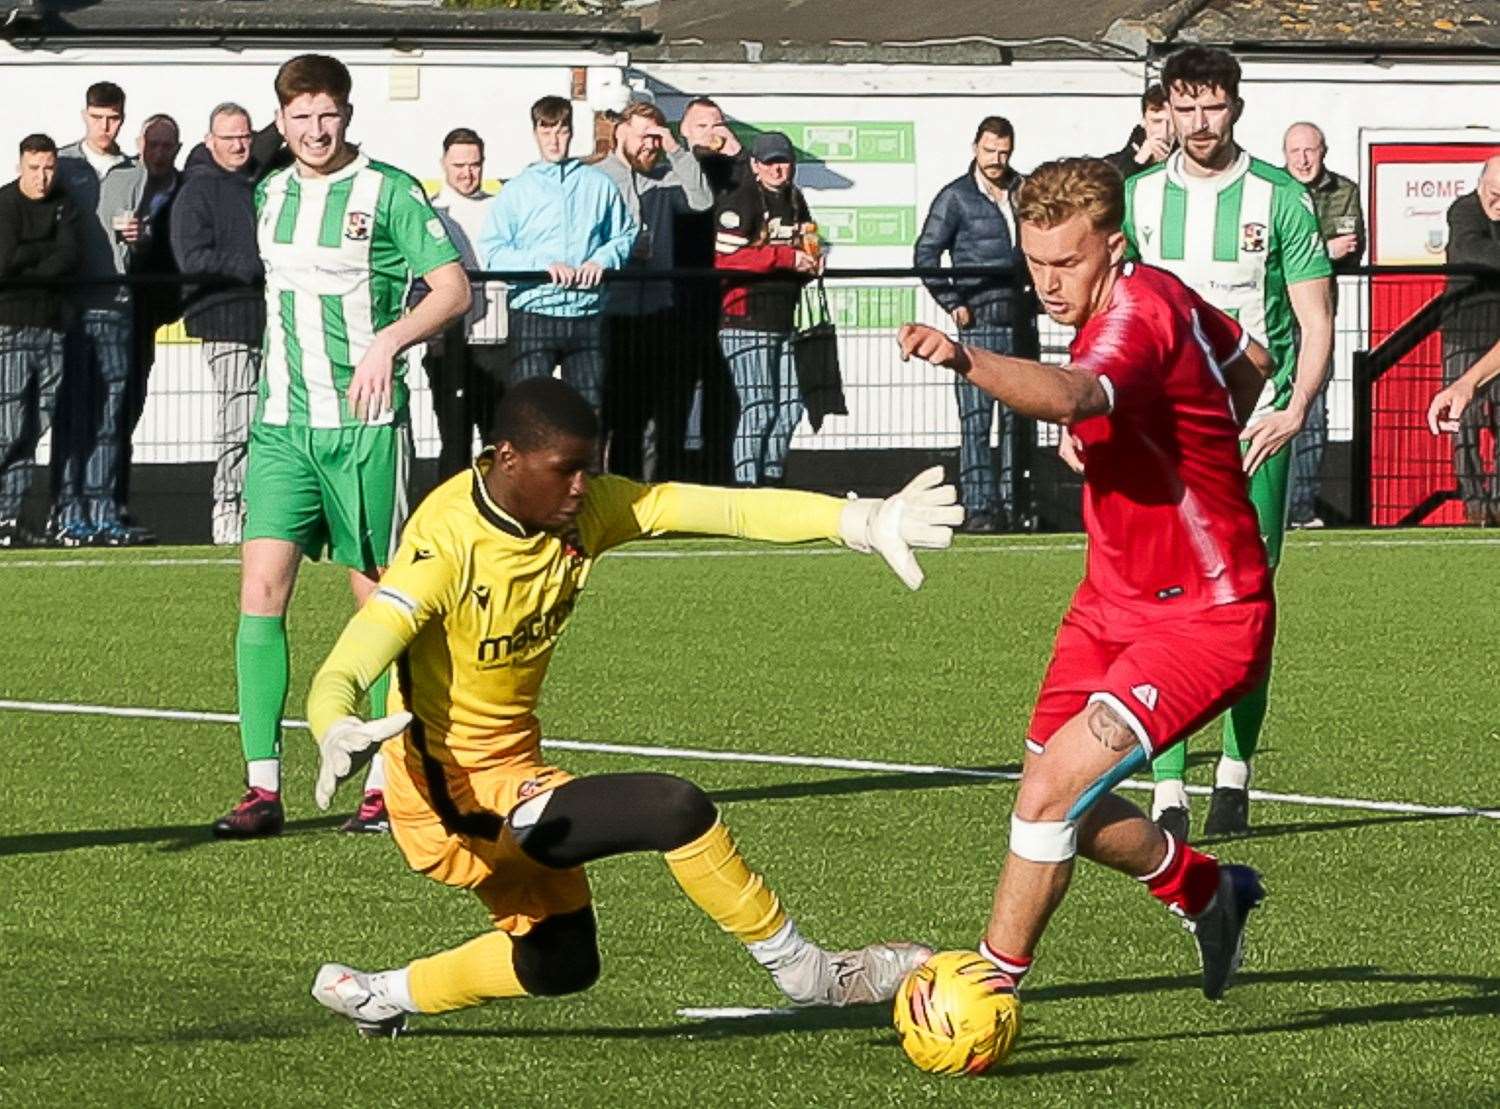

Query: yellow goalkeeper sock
[408,931,528,1014]
[665,820,786,944]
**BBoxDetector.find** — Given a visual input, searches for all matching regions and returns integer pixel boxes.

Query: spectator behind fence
[1124,45,1333,839]
[478,95,635,417]
[0,134,81,548]
[714,131,818,487]
[170,102,265,545]
[674,95,748,483]
[1283,121,1365,529]
[1440,157,1500,527]
[914,115,1037,532]
[119,111,183,538]
[54,80,149,547]
[1102,83,1174,181]
[418,127,508,480]
[597,99,714,481]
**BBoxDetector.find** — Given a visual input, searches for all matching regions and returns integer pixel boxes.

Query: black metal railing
[1,265,1496,544]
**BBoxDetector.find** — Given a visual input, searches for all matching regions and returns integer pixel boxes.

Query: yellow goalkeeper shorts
[381,738,592,935]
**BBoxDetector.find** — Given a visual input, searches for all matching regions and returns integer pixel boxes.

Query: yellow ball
[892,950,1022,1075]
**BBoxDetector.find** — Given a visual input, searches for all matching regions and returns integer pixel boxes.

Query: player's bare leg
[213,537,302,838]
[339,565,394,834]
[981,703,1263,1000]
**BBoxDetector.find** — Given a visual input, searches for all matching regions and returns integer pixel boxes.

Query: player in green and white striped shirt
[212,54,471,840]
[1121,47,1333,839]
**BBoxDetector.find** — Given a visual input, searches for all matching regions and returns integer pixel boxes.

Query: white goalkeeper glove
[838,466,964,590]
[314,712,413,811]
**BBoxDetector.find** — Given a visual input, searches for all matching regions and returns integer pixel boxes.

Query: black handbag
[793,278,848,432]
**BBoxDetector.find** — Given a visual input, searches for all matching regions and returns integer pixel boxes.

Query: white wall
[0,40,626,464]
[0,42,625,184]
[6,44,1497,459]
[638,56,1500,448]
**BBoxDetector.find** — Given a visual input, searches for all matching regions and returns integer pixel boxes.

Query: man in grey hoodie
[53,81,148,546]
[596,99,713,480]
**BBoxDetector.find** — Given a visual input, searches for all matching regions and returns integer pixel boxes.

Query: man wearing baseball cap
[712,131,820,486]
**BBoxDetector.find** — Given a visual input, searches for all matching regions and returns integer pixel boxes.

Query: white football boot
[311,963,408,1038]
[772,941,933,1007]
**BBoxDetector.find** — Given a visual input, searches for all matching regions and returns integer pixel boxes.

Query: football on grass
[892,950,1021,1075]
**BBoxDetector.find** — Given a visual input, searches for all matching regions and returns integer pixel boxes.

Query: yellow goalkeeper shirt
[307,454,847,771]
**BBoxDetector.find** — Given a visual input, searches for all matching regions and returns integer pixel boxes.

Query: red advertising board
[1366,140,1500,524]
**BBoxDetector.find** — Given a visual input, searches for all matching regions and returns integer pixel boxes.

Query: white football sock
[363,753,387,793]
[371,968,418,1013]
[1215,757,1251,791]
[246,758,280,793]
[1152,779,1189,819]
[746,918,814,970]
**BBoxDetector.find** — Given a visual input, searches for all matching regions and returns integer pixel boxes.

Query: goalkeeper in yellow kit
[305,376,961,1036]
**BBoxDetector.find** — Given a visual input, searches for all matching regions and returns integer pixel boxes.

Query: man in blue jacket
[914,116,1037,532]
[478,96,636,416]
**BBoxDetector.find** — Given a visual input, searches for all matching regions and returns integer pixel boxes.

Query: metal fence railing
[1,266,1495,544]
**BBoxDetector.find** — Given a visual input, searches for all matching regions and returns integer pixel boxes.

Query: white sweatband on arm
[1008,814,1078,863]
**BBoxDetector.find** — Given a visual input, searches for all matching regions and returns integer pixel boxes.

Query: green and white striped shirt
[255,153,460,428]
[1123,149,1331,415]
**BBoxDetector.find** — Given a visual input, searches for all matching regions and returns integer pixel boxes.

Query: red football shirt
[1067,262,1270,613]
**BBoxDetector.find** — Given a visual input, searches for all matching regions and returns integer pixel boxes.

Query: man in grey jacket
[53,81,148,546]
[170,102,264,545]
[596,99,713,480]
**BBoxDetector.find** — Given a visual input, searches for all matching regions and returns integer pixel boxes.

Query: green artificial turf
[1,532,1497,1106]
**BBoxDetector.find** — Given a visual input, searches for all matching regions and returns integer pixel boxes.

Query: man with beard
[596,99,713,480]
[1122,45,1333,839]
[915,116,1037,532]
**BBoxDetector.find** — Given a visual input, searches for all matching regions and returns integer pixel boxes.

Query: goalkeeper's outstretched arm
[605,472,964,590]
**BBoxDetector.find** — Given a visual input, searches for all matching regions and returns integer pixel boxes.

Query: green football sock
[236,614,289,764]
[1223,669,1270,762]
[1220,441,1289,765]
[1152,737,1186,782]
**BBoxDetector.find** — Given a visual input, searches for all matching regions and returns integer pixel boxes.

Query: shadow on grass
[0,814,346,857]
[1024,964,1500,1052]
[708,765,1020,805]
[1195,810,1467,847]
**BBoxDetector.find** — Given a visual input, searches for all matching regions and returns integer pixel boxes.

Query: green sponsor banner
[813,286,917,330]
[727,122,915,163]
[812,206,917,247]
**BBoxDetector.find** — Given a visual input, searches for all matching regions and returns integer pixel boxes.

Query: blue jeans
[1289,385,1328,524]
[507,309,604,412]
[955,321,1016,521]
[720,328,803,485]
[0,325,64,521]
[55,307,133,528]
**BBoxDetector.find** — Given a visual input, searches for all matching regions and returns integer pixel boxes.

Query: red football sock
[1139,834,1220,918]
[978,940,1031,984]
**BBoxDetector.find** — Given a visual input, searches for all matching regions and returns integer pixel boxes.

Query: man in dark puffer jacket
[915,116,1038,532]
[170,102,265,545]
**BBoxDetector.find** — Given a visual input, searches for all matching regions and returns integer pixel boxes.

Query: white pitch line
[0,533,1495,571]
[2,697,1498,822]
[675,1007,794,1020]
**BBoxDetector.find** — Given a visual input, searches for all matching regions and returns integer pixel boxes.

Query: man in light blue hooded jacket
[479,96,636,414]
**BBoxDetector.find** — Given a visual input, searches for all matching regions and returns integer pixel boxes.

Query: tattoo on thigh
[1088,703,1135,752]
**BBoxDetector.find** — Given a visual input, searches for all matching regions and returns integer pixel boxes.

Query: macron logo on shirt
[1131,683,1160,712]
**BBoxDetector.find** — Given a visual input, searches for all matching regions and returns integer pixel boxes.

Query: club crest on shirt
[1240,222,1267,253]
[560,528,587,565]
[345,210,372,241]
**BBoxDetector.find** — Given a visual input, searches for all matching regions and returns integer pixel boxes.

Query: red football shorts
[1026,591,1275,757]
